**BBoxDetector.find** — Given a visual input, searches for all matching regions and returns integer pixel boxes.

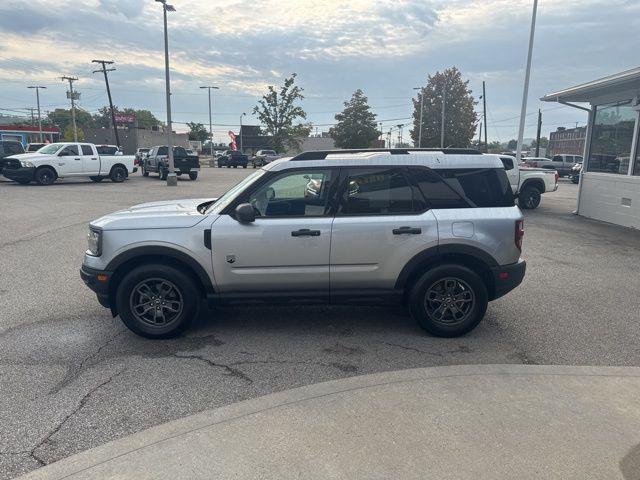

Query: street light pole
[515,0,539,165]
[239,113,246,152]
[200,86,219,155]
[440,83,446,148]
[156,0,177,186]
[413,87,424,147]
[27,86,46,143]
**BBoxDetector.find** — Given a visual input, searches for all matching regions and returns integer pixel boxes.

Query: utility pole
[92,60,120,149]
[482,81,488,152]
[28,86,47,143]
[478,122,483,148]
[61,76,79,142]
[515,0,539,165]
[535,109,542,157]
[239,113,246,152]
[200,86,219,155]
[26,107,36,126]
[440,83,446,148]
[156,0,177,186]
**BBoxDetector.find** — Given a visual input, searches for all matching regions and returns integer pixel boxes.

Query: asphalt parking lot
[1,169,640,479]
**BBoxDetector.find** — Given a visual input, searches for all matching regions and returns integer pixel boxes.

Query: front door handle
[74,157,81,161]
[393,226,422,235]
[291,229,321,237]
[91,157,97,160]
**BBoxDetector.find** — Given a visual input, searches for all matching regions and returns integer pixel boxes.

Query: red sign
[114,114,136,123]
[228,131,237,150]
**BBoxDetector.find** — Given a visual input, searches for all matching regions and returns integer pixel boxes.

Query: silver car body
[83,151,523,301]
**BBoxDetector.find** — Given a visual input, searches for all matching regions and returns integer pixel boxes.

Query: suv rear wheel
[409,264,488,337]
[115,264,200,339]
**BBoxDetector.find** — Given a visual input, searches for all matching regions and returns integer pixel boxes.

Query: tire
[142,164,149,177]
[90,176,104,183]
[519,186,541,209]
[115,263,200,339]
[409,264,488,338]
[189,172,198,181]
[233,165,237,168]
[571,176,579,184]
[243,164,247,169]
[110,165,127,183]
[159,168,167,181]
[34,166,56,186]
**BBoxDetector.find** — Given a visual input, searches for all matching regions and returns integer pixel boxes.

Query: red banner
[114,114,136,123]
[228,131,237,150]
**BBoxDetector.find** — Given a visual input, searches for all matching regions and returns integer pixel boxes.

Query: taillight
[532,162,538,167]
[515,220,524,251]
[555,171,559,182]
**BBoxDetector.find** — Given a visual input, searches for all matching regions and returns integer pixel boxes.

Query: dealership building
[542,66,640,229]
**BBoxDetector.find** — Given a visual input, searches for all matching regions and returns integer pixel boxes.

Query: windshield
[38,144,64,154]
[205,169,266,214]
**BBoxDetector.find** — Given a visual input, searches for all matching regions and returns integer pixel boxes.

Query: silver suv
[81,149,526,339]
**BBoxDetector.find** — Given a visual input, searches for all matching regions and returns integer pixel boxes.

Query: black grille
[0,159,21,170]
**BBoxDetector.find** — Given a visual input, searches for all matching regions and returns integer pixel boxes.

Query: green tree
[48,108,94,133]
[507,139,518,150]
[253,73,311,152]
[330,89,379,148]
[187,122,209,142]
[62,126,84,141]
[530,136,549,149]
[487,140,502,153]
[411,67,478,148]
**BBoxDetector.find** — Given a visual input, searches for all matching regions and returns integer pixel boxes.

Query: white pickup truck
[0,142,137,185]
[499,155,558,209]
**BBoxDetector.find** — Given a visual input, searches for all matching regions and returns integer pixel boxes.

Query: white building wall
[579,173,640,229]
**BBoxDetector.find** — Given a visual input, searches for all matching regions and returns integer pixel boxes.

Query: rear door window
[409,167,469,209]
[81,145,94,155]
[157,146,168,156]
[339,168,416,215]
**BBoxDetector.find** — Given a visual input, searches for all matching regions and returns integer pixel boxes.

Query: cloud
[98,0,145,18]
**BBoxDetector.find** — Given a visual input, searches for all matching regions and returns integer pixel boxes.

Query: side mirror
[235,203,255,223]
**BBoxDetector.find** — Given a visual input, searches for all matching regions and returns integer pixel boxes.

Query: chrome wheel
[424,277,475,325]
[129,278,183,327]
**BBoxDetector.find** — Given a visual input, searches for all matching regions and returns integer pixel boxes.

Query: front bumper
[490,260,526,300]
[80,264,112,308]
[2,166,35,182]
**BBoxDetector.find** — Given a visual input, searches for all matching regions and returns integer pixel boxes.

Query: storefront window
[588,100,635,174]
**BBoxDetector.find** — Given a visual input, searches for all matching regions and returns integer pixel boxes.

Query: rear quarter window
[438,168,515,208]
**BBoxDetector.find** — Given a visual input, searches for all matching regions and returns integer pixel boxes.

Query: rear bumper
[490,260,526,300]
[80,265,112,307]
[2,166,35,182]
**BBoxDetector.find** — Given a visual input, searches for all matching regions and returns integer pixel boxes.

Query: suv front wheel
[408,264,488,337]
[115,264,200,338]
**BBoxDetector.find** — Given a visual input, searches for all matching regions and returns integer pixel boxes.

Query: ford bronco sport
[81,148,526,339]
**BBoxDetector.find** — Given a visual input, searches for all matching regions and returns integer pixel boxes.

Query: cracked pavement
[1,171,640,479]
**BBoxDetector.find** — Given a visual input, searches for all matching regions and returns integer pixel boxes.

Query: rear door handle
[393,226,422,235]
[291,229,321,237]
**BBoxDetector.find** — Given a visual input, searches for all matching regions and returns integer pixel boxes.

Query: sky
[0,0,638,144]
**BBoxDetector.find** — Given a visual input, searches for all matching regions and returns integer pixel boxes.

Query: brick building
[548,126,586,156]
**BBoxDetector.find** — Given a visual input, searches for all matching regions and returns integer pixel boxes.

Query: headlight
[86,228,102,256]
[20,160,34,168]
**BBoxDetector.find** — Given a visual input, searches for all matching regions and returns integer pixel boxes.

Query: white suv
[81,148,526,339]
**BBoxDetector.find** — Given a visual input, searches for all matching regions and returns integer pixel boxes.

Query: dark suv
[142,146,200,180]
[0,141,25,176]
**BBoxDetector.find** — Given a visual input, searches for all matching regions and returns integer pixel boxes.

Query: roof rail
[290,148,482,161]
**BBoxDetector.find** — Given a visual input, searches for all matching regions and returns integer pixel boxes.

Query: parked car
[0,142,136,185]
[499,155,559,209]
[135,147,150,164]
[0,140,25,176]
[142,145,200,180]
[80,148,526,339]
[522,154,582,177]
[570,162,582,184]
[251,149,279,168]
[25,143,46,153]
[217,150,249,168]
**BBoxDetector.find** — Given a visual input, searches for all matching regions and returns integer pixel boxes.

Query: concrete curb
[18,364,640,479]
